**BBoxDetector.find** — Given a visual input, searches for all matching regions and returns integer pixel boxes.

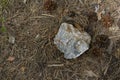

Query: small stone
[9,36,15,44]
[54,23,91,59]
[35,34,40,40]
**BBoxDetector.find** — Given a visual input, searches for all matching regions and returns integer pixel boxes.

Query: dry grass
[0,0,120,80]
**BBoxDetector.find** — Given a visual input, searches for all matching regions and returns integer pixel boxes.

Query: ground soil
[0,0,120,80]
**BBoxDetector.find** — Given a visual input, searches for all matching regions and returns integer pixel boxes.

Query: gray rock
[9,35,15,44]
[54,23,91,59]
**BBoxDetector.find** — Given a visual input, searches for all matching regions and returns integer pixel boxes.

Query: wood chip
[7,56,15,62]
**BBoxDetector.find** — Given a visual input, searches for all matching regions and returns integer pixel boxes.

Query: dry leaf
[101,14,114,28]
[7,56,15,62]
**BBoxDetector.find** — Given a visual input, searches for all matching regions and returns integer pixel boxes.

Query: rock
[54,23,91,59]
[8,35,15,44]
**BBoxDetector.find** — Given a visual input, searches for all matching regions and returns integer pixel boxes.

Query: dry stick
[109,34,120,39]
[47,64,64,67]
[41,14,55,17]
[30,14,55,19]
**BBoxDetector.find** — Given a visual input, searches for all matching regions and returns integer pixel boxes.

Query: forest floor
[0,0,120,80]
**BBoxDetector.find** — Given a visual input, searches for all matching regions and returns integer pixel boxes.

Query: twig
[41,14,55,17]
[30,16,46,19]
[47,64,64,67]
[30,14,55,19]
[109,34,120,39]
